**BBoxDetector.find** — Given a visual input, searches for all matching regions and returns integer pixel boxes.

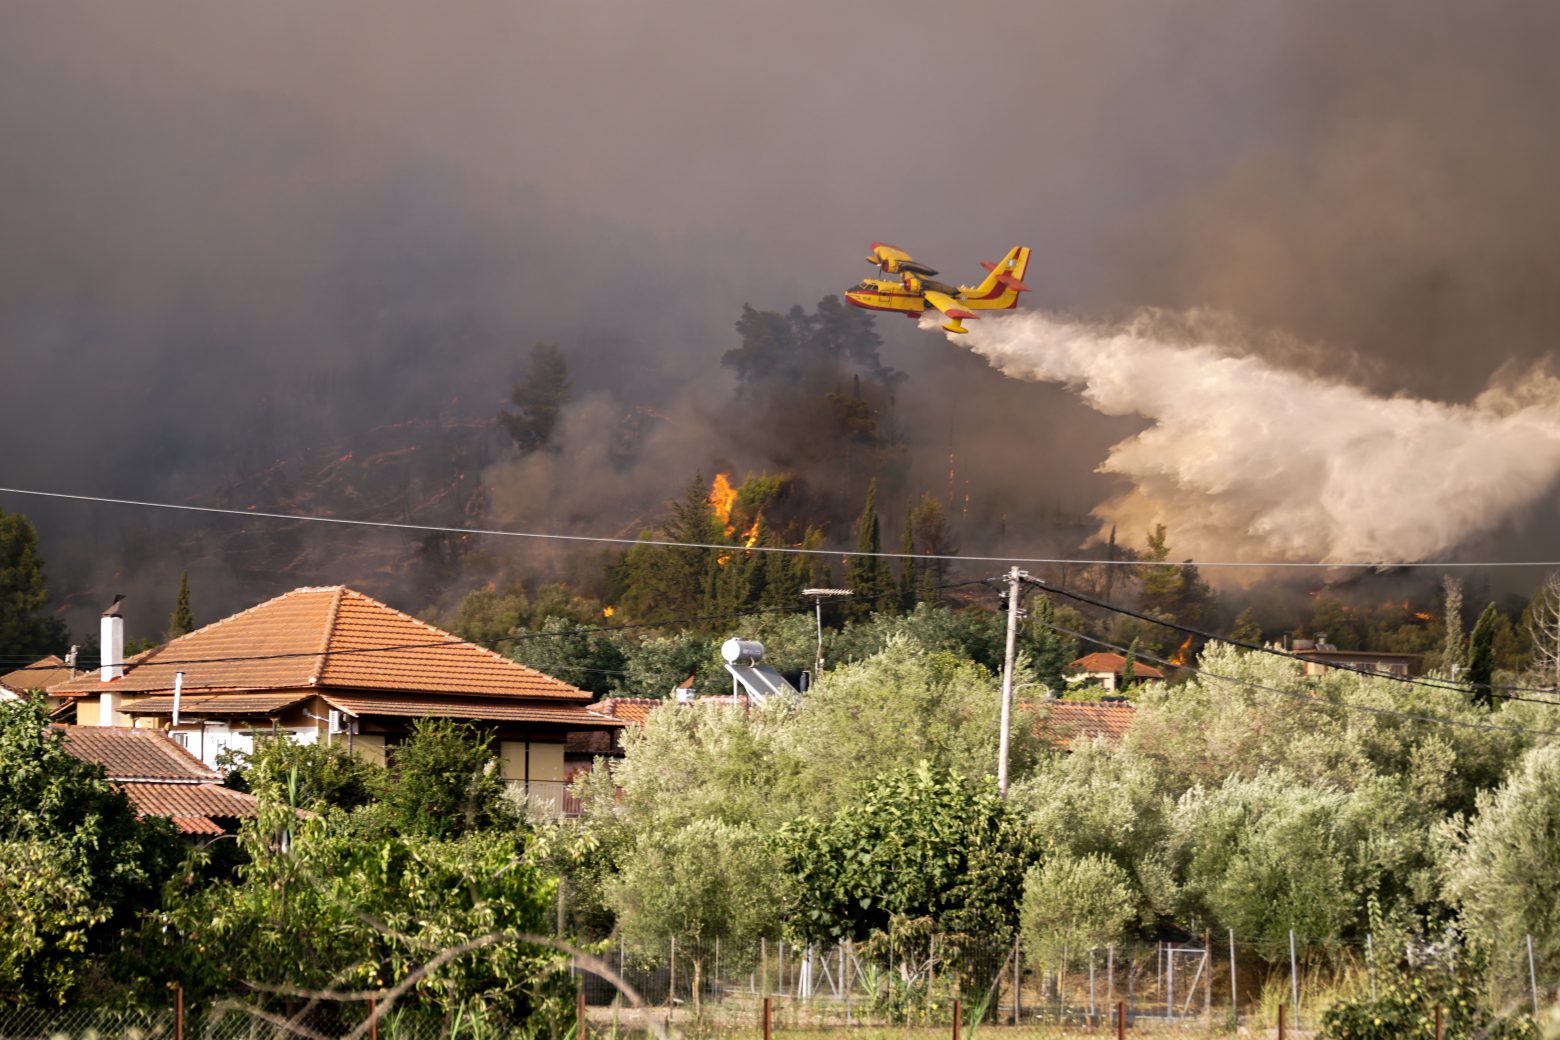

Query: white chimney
[100,595,125,683]
[98,595,125,727]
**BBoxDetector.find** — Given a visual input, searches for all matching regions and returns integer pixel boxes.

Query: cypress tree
[897,503,918,612]
[845,480,891,616]
[168,571,195,639]
[1466,602,1499,708]
[1442,576,1466,673]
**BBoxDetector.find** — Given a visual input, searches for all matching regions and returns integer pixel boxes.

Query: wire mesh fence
[0,997,521,1040]
[3,934,1553,1039]
[587,933,1556,1039]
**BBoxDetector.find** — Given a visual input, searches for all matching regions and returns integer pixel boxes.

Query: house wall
[76,697,134,728]
[499,739,567,816]
[347,734,387,767]
[166,723,320,769]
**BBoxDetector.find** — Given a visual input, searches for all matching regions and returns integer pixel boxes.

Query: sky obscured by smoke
[5,2,1560,633]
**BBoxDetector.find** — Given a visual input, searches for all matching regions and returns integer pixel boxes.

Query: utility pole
[998,565,1028,797]
[802,588,852,688]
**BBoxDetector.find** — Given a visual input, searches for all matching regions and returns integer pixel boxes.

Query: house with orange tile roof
[1036,699,1137,749]
[54,725,262,837]
[1066,651,1164,692]
[52,587,622,817]
[0,654,80,709]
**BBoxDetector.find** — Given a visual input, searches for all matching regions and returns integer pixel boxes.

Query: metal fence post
[1116,999,1125,1039]
[1228,929,1237,1025]
[844,940,853,1026]
[1013,934,1022,1024]
[1203,930,1212,1018]
[369,996,378,1040]
[1107,943,1115,1011]
[1089,948,1097,1023]
[1289,929,1299,1026]
[669,936,676,1008]
[1434,1004,1443,1040]
[762,996,772,1040]
[174,984,183,1040]
[952,997,962,1040]
[1528,933,1541,1019]
[1127,949,1134,1018]
[1278,1003,1286,1040]
[575,986,585,1040]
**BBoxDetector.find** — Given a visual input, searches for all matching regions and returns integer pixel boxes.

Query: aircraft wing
[922,290,976,321]
[868,242,938,276]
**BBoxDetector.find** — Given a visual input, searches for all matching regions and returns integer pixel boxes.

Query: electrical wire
[1025,577,1560,706]
[9,484,1560,570]
[1030,615,1560,740]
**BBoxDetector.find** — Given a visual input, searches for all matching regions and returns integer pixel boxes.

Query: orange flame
[709,473,737,534]
[1414,611,1433,621]
[742,516,761,549]
[1169,633,1194,666]
[602,605,616,618]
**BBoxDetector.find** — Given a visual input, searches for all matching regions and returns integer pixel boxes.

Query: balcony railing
[508,779,582,819]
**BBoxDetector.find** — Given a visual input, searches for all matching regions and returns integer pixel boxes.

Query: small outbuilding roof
[53,725,262,835]
[1,655,75,695]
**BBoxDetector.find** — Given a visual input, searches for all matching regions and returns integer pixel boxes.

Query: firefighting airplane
[843,243,1032,334]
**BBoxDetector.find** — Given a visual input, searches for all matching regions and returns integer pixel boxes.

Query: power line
[1031,616,1560,740]
[8,484,1560,569]
[1026,577,1560,706]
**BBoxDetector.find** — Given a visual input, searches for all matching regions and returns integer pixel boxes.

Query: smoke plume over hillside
[950,311,1560,565]
[6,3,1560,633]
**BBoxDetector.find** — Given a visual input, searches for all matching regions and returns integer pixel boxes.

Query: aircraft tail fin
[966,246,1032,307]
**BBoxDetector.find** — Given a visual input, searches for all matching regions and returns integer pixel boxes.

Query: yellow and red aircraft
[844,243,1031,334]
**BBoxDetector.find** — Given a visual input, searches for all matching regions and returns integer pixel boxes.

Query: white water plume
[944,311,1560,564]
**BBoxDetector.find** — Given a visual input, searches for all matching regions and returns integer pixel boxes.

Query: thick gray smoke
[947,311,1560,565]
[7,2,1560,631]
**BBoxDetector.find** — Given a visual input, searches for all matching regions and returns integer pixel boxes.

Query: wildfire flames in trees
[709,473,764,566]
[1169,633,1195,666]
[709,473,738,535]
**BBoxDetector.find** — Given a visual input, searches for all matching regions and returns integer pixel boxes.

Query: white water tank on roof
[721,638,765,666]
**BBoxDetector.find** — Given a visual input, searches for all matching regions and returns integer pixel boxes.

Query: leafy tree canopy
[778,763,1034,949]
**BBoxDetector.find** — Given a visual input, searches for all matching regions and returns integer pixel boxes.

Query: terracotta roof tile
[1,655,75,694]
[55,727,262,831]
[118,781,261,821]
[54,589,339,695]
[1039,701,1137,747]
[566,729,616,755]
[55,725,217,781]
[320,590,588,699]
[322,693,624,726]
[118,692,312,716]
[53,586,591,702]
[593,697,663,727]
[171,815,225,836]
[1069,652,1164,679]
